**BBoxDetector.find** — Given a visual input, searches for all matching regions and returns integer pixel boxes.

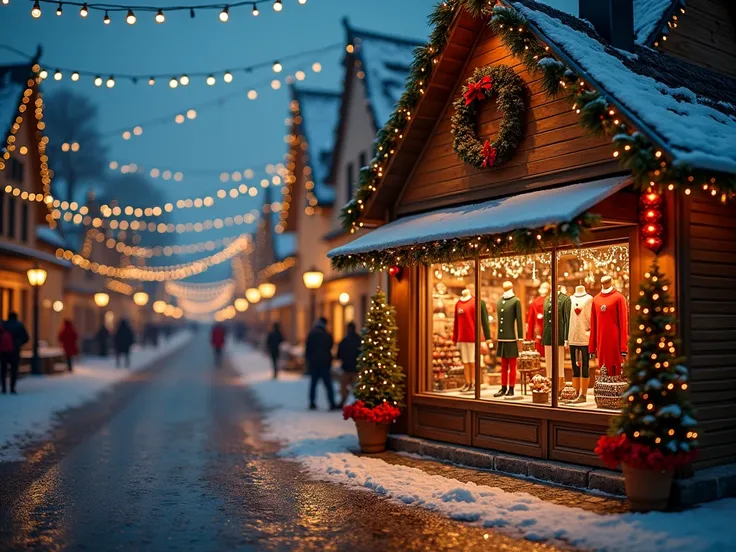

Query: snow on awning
[329,176,628,260]
[256,292,294,313]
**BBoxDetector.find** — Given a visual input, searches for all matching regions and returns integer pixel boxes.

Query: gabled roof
[0,62,32,143]
[292,87,341,206]
[633,0,680,46]
[515,0,736,173]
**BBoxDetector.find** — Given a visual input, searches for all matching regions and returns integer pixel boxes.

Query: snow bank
[0,331,192,462]
[231,344,736,552]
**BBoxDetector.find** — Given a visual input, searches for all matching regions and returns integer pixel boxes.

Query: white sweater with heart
[568,293,593,346]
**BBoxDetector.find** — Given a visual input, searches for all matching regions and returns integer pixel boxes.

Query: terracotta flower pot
[622,463,674,512]
[532,391,549,404]
[354,419,390,453]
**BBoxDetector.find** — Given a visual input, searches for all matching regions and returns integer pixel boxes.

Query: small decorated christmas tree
[596,260,698,471]
[343,289,404,425]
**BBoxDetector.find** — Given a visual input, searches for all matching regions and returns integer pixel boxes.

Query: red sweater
[453,297,476,343]
[589,289,629,375]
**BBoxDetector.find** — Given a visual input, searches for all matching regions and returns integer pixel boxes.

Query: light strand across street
[89,228,242,257]
[165,278,235,300]
[107,159,285,183]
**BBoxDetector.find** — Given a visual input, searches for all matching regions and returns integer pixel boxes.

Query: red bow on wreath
[463,75,493,106]
[481,140,497,167]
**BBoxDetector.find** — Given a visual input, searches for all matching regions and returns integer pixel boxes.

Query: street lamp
[93,292,110,356]
[258,282,276,299]
[302,266,324,325]
[245,287,261,304]
[338,292,350,306]
[94,292,110,308]
[26,266,48,375]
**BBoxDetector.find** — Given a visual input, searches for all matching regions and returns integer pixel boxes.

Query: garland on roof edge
[339,1,736,239]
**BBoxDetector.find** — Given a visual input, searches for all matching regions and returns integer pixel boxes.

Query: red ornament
[642,223,663,237]
[641,208,662,224]
[481,139,497,168]
[640,190,665,253]
[645,236,663,251]
[463,75,493,106]
[640,191,662,208]
[388,266,402,279]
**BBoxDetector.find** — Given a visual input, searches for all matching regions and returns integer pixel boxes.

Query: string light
[89,228,243,258]
[106,159,282,183]
[103,10,109,23]
[56,2,62,15]
[155,8,165,22]
[251,4,258,15]
[223,71,233,83]
[31,0,42,17]
[272,61,282,73]
[273,0,282,11]
[79,2,87,16]
[219,5,228,21]
[166,278,235,300]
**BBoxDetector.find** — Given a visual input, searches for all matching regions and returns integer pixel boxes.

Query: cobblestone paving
[370,451,630,515]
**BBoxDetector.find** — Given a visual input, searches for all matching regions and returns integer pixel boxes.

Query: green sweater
[496,295,523,341]
[542,292,571,346]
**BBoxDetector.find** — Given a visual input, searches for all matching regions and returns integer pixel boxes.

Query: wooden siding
[397,25,619,214]
[682,196,736,468]
[660,0,736,79]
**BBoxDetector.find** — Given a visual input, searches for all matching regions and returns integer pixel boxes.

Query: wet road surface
[0,332,565,551]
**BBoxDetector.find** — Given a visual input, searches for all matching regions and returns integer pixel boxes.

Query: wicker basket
[594,366,628,409]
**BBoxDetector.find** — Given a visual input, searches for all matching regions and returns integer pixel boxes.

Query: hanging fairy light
[106,76,115,88]
[31,0,42,18]
[206,74,216,85]
[71,71,80,81]
[94,75,102,87]
[125,9,136,24]
[79,2,87,17]
[272,61,282,73]
[273,0,282,11]
[103,11,110,23]
[53,69,62,81]
[169,77,178,88]
[55,2,62,15]
[223,71,233,83]
[219,5,229,21]
[180,74,190,86]
[155,9,165,22]
[252,4,259,16]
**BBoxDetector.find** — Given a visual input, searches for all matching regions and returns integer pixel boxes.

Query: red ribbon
[463,75,493,106]
[481,140,497,168]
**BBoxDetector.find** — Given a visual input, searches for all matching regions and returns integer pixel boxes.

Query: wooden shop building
[328,0,736,470]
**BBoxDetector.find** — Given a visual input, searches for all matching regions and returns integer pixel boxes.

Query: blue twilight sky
[0,0,575,282]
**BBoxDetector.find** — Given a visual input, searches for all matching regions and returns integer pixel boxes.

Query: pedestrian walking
[266,322,284,379]
[58,319,79,372]
[337,321,361,408]
[305,317,338,411]
[211,323,226,367]
[1,312,29,394]
[96,324,109,357]
[114,319,134,368]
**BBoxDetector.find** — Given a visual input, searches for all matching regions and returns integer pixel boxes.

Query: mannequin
[543,285,571,396]
[525,282,549,357]
[452,285,491,392]
[589,275,629,379]
[494,281,524,399]
[568,284,593,403]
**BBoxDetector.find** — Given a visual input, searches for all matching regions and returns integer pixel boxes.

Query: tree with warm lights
[596,259,698,473]
[343,289,404,426]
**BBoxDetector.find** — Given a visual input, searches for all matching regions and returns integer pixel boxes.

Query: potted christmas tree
[595,260,698,511]
[343,289,404,453]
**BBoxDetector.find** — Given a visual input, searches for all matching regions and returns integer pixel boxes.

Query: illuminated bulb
[312,61,322,72]
[148,76,155,86]
[169,77,178,88]
[71,71,79,81]
[271,79,281,89]
[31,0,41,18]
[126,9,136,24]
[155,9,165,23]
[295,70,305,81]
[103,11,110,23]
[206,74,215,85]
[219,5,229,21]
[79,3,88,17]
[247,89,257,99]
[39,69,48,79]
[273,61,282,73]
[223,71,233,83]
[273,0,282,11]
[298,0,306,4]
[180,74,190,86]
[106,76,115,88]
[54,69,62,80]
[252,4,259,15]
[56,2,62,15]
[94,75,103,87]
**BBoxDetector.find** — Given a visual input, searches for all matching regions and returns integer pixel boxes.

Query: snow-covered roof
[273,231,296,261]
[0,239,71,267]
[294,88,341,206]
[0,63,31,144]
[329,177,628,258]
[345,21,423,128]
[633,0,678,45]
[36,225,67,249]
[514,0,736,174]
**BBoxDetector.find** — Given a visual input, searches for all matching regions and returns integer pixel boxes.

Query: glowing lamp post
[302,267,324,324]
[258,282,276,300]
[26,266,48,375]
[94,292,110,356]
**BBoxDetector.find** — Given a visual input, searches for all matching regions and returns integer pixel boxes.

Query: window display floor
[435,385,619,413]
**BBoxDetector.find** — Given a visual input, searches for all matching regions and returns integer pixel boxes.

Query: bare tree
[44,88,107,202]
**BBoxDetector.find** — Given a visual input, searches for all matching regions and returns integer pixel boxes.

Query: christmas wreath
[451,65,526,169]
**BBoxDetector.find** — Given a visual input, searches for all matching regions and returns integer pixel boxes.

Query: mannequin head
[559,285,568,295]
[600,275,613,290]
[575,284,587,295]
[466,283,476,296]
[538,282,550,297]
[502,281,513,292]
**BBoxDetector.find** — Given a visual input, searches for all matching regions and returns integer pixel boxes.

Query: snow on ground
[230,344,736,552]
[0,331,192,462]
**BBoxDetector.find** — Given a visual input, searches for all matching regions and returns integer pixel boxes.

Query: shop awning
[328,176,629,260]
[255,292,294,313]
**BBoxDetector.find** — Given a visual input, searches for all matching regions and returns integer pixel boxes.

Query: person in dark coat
[96,325,109,357]
[337,322,361,407]
[0,312,29,394]
[58,319,79,372]
[114,319,135,368]
[266,322,284,379]
[211,323,226,367]
[305,317,337,411]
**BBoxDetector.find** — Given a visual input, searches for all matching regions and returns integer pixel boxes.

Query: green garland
[340,1,735,236]
[452,65,526,169]
[330,212,599,272]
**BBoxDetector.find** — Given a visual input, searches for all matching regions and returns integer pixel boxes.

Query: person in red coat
[210,323,226,367]
[58,319,79,372]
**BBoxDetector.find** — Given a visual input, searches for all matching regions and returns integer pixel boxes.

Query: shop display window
[556,243,630,412]
[425,242,630,412]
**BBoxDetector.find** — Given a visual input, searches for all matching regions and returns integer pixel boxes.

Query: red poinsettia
[343,400,401,424]
[463,75,493,105]
[595,434,697,471]
[481,139,497,168]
